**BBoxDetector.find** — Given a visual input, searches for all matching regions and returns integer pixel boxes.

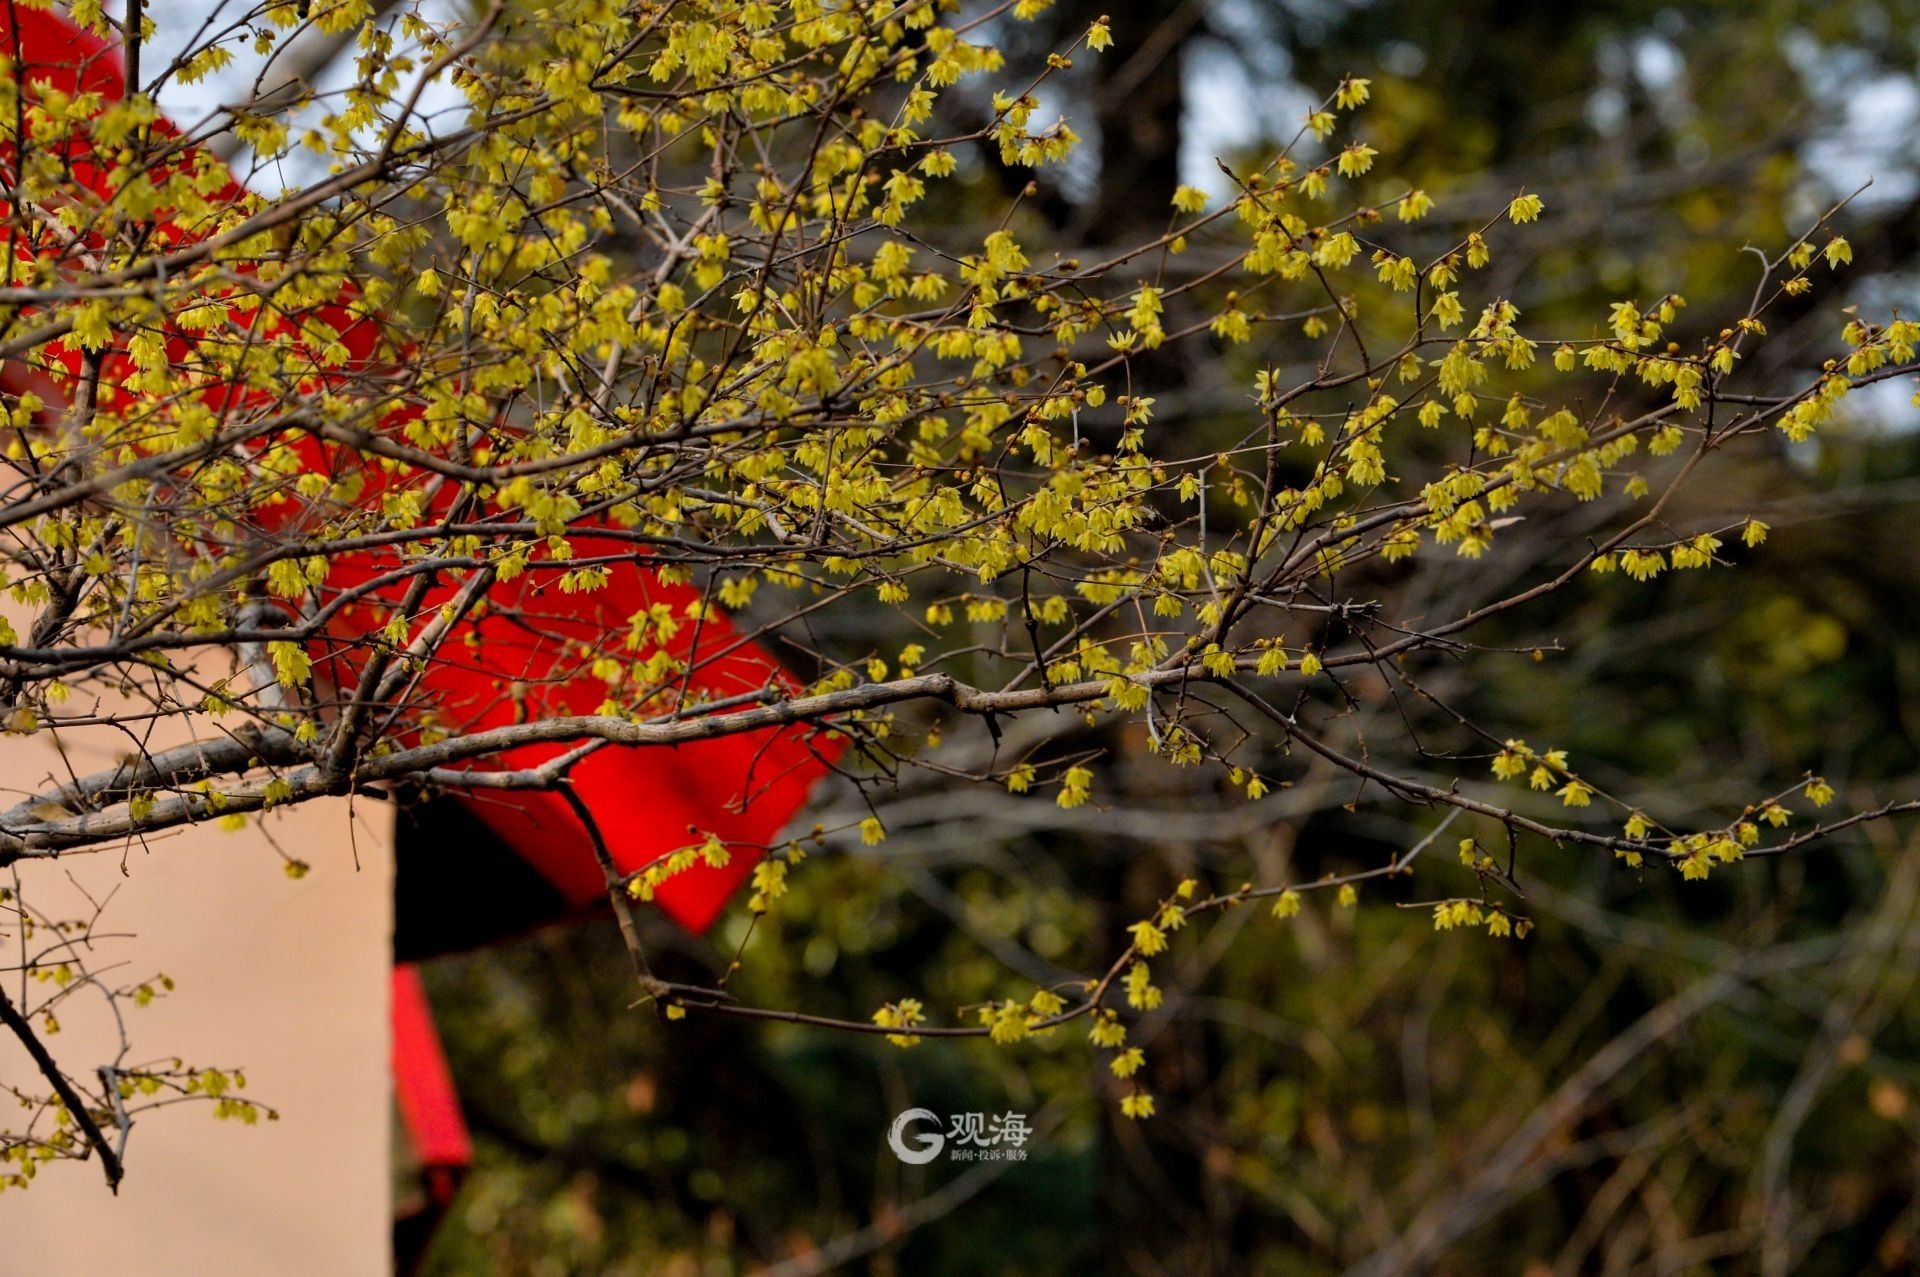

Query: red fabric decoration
[0,7,838,932]
[390,965,472,1171]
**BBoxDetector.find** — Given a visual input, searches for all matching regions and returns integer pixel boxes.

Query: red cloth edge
[391,964,473,1170]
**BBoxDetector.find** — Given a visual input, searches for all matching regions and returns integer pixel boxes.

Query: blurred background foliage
[413,0,1920,1271]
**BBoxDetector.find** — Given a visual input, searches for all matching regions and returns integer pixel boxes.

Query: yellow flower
[1336,143,1377,178]
[1397,189,1434,221]
[1128,921,1168,956]
[1171,185,1209,213]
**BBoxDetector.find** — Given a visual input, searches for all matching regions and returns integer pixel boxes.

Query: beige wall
[0,664,393,1275]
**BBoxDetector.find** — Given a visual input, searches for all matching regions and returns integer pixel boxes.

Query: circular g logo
[887,1108,945,1164]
